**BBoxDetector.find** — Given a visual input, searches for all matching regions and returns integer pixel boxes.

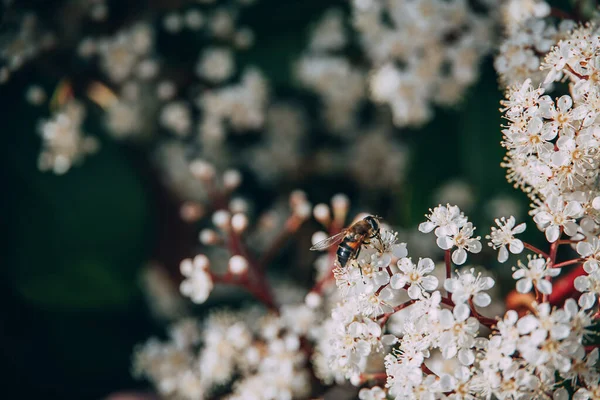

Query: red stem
[523,242,551,259]
[445,250,452,280]
[377,300,416,326]
[211,272,277,310]
[358,372,387,384]
[227,230,277,309]
[468,299,496,329]
[553,258,585,268]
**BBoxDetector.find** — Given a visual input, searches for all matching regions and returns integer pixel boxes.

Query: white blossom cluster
[133,309,311,400]
[295,8,367,134]
[352,0,495,127]
[500,24,600,243]
[37,100,99,174]
[322,204,600,399]
[30,0,268,174]
[0,10,56,84]
[495,0,575,86]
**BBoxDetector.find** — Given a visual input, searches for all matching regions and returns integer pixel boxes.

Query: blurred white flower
[179,255,213,304]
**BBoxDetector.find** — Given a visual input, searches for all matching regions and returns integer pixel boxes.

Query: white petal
[513,222,526,234]
[454,303,470,321]
[564,201,582,217]
[508,239,524,254]
[498,246,509,263]
[419,221,436,233]
[439,309,455,327]
[421,275,439,291]
[407,284,421,299]
[516,278,533,293]
[576,241,593,257]
[473,292,491,307]
[574,276,590,292]
[557,95,572,111]
[437,236,454,250]
[468,240,482,253]
[378,287,394,301]
[537,279,553,295]
[374,271,390,286]
[390,274,406,289]
[444,278,460,292]
[381,334,398,346]
[452,248,467,265]
[546,225,560,242]
[578,292,596,310]
[418,258,435,273]
[458,348,475,365]
[392,243,408,258]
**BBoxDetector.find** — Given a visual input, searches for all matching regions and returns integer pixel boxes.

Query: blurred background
[0,0,542,398]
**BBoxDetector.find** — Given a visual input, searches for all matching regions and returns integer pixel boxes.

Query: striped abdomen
[336,237,362,268]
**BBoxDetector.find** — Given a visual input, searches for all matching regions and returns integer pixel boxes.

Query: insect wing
[310,230,347,251]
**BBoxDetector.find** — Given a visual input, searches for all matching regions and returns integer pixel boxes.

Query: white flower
[179,255,214,303]
[438,303,479,364]
[487,216,526,262]
[533,196,582,242]
[329,313,382,379]
[419,204,467,238]
[576,236,600,273]
[358,386,386,400]
[512,256,559,295]
[160,101,192,137]
[574,269,600,310]
[390,257,439,299]
[196,47,235,83]
[437,222,482,265]
[495,310,520,356]
[444,268,495,307]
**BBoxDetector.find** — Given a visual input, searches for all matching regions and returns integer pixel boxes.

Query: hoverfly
[310,215,382,268]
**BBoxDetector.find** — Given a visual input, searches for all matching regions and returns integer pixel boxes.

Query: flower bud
[311,231,328,247]
[190,159,215,182]
[231,213,249,233]
[289,190,307,208]
[294,201,312,220]
[223,169,242,190]
[228,255,248,275]
[180,201,204,222]
[229,197,249,214]
[593,196,600,210]
[331,193,349,224]
[212,210,231,230]
[193,254,210,270]
[305,292,322,308]
[199,229,219,245]
[313,203,331,225]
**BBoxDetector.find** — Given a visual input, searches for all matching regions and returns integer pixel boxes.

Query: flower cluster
[500,24,600,242]
[324,205,599,399]
[419,204,482,265]
[353,0,495,127]
[133,309,311,400]
[295,8,366,134]
[37,100,99,174]
[0,9,56,84]
[495,0,575,86]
